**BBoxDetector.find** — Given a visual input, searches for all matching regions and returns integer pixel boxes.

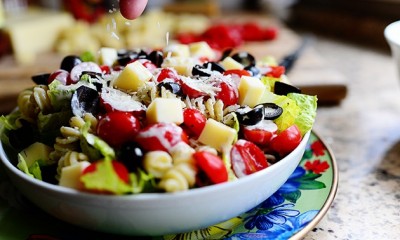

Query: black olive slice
[219,48,233,61]
[31,73,51,85]
[192,64,211,77]
[148,50,164,67]
[118,142,144,171]
[235,105,264,126]
[256,103,283,120]
[274,81,301,95]
[231,52,256,67]
[60,55,82,72]
[157,81,183,96]
[71,86,100,117]
[202,62,225,73]
[117,56,133,66]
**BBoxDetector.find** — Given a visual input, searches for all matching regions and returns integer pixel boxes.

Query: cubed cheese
[238,76,266,107]
[112,61,153,91]
[19,142,53,167]
[59,161,91,189]
[189,41,215,60]
[146,98,184,124]
[220,57,244,70]
[4,9,74,64]
[98,47,118,66]
[198,119,237,152]
[161,57,195,76]
[164,43,190,57]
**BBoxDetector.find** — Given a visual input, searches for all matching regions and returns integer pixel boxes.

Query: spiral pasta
[56,150,90,179]
[184,96,225,122]
[158,142,197,192]
[50,113,98,163]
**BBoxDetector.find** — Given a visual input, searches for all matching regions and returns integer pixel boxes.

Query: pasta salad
[0,42,317,195]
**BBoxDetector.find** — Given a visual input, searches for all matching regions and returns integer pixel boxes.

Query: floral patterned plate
[0,131,337,240]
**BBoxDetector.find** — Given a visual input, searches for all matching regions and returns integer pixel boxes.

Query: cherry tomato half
[270,124,302,157]
[96,112,141,147]
[193,151,228,184]
[242,120,278,146]
[230,139,268,178]
[182,108,207,138]
[135,122,188,152]
[216,82,239,107]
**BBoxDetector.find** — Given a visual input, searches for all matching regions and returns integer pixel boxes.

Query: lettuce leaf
[17,153,42,180]
[288,93,318,136]
[80,159,131,195]
[80,121,115,160]
[130,169,157,194]
[273,95,301,133]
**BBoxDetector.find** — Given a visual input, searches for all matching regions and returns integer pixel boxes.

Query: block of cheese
[198,119,237,152]
[161,56,195,76]
[189,41,215,60]
[98,47,118,66]
[112,61,153,91]
[3,8,74,64]
[238,76,266,107]
[59,161,91,189]
[146,98,184,124]
[19,142,53,167]
[164,43,190,58]
[220,56,244,70]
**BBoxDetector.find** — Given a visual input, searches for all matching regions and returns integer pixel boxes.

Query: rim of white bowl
[384,20,400,46]
[0,125,310,202]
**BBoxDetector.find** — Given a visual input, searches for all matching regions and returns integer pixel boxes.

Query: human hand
[119,0,148,20]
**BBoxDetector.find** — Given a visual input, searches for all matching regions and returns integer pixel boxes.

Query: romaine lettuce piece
[80,159,131,195]
[80,121,115,160]
[17,154,42,180]
[288,93,318,136]
[130,169,157,194]
[272,95,301,133]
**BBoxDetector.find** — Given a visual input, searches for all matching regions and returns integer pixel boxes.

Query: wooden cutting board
[0,15,347,114]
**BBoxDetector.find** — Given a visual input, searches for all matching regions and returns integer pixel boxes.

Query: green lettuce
[130,169,157,194]
[288,93,318,136]
[17,153,42,180]
[272,95,301,133]
[80,159,131,195]
[80,121,115,160]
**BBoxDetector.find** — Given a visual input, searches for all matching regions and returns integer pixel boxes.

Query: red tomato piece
[157,68,180,82]
[179,80,207,98]
[266,66,286,78]
[193,151,228,184]
[215,81,239,106]
[135,122,188,152]
[223,69,251,77]
[242,120,278,146]
[176,32,201,44]
[241,22,264,41]
[262,27,278,40]
[96,112,141,147]
[270,125,302,157]
[82,160,130,184]
[100,65,111,75]
[182,108,207,138]
[48,69,69,85]
[230,139,268,178]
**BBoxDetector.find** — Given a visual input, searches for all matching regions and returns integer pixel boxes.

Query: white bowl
[385,20,400,76]
[0,127,310,236]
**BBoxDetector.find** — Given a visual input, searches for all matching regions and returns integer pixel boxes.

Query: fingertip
[119,0,148,20]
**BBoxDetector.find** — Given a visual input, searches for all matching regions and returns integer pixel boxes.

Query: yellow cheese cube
[198,119,237,152]
[4,9,74,64]
[164,43,190,58]
[146,98,184,124]
[59,161,91,189]
[161,57,195,76]
[238,76,266,107]
[220,57,244,70]
[98,47,118,66]
[19,142,53,167]
[189,41,216,60]
[112,61,153,91]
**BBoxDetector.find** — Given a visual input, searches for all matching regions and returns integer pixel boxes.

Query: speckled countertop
[299,35,400,239]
